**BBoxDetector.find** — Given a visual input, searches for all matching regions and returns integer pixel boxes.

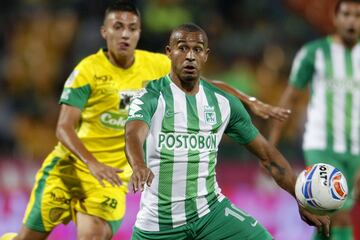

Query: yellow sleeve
[59,59,94,110]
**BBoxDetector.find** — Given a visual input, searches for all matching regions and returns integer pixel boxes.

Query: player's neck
[106,51,134,69]
[169,73,200,95]
[332,34,357,49]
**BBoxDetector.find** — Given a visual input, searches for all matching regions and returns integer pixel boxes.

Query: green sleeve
[126,81,160,127]
[59,65,92,110]
[289,45,315,89]
[225,96,259,145]
[59,85,91,110]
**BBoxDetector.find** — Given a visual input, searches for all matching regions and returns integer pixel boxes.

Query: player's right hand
[86,160,123,187]
[298,205,330,237]
[130,165,154,193]
[248,98,291,121]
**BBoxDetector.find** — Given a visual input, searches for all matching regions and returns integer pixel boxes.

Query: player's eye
[113,23,123,30]
[129,25,138,32]
[179,45,187,51]
[343,11,350,17]
[194,47,203,53]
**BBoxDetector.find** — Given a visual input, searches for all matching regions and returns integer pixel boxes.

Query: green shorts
[304,150,360,210]
[132,198,272,240]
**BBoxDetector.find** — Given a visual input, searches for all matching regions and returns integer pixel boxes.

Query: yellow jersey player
[1,1,291,240]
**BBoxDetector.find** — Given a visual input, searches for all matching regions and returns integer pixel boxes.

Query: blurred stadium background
[0,0,359,239]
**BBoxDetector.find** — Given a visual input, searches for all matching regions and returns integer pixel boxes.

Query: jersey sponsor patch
[157,132,217,151]
[100,112,127,129]
[119,90,138,110]
[60,88,71,101]
[323,78,360,91]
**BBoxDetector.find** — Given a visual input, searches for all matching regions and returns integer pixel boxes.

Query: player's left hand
[130,165,154,193]
[248,97,291,121]
[298,205,330,237]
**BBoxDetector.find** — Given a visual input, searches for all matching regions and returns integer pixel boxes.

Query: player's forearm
[206,79,251,105]
[268,121,285,146]
[268,105,291,145]
[125,121,148,170]
[247,135,296,197]
[56,124,97,164]
[268,86,298,145]
[125,135,146,170]
[260,146,297,197]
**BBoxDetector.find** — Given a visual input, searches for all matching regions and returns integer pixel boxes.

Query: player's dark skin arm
[206,79,291,121]
[268,85,303,145]
[56,104,122,187]
[125,120,154,193]
[246,134,330,237]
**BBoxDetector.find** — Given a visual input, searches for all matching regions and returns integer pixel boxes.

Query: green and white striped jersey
[290,36,360,155]
[127,75,258,231]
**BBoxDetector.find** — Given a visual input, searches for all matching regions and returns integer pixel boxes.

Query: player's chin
[115,48,133,58]
[180,72,199,82]
[344,32,358,43]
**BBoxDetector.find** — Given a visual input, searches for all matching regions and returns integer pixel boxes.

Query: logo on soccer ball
[330,172,347,200]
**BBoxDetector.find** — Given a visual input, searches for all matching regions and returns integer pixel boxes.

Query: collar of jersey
[99,48,138,72]
[165,74,203,96]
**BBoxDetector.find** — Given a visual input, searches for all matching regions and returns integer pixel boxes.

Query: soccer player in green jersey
[125,23,330,240]
[269,0,360,239]
[0,1,292,240]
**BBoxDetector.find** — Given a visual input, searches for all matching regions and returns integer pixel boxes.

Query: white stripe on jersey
[290,47,307,80]
[195,85,211,218]
[303,49,327,150]
[351,46,360,154]
[352,93,360,154]
[331,43,346,153]
[135,95,165,231]
[214,92,231,201]
[170,84,188,228]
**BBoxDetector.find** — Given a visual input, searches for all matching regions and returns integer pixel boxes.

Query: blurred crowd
[0,0,334,162]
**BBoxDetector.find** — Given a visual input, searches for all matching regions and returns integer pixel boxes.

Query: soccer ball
[295,163,348,214]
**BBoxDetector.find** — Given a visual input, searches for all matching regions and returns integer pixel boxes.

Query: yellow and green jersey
[53,48,171,182]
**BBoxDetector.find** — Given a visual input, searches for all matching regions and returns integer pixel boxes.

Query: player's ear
[332,8,340,29]
[100,26,107,39]
[203,48,210,62]
[165,45,171,57]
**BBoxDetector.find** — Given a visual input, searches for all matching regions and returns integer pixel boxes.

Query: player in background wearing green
[125,23,330,240]
[0,1,291,240]
[269,0,360,239]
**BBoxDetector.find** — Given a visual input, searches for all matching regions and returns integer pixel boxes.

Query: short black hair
[104,0,140,22]
[170,23,208,46]
[335,0,360,13]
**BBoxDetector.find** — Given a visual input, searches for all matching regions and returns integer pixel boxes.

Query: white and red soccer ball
[295,163,348,214]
